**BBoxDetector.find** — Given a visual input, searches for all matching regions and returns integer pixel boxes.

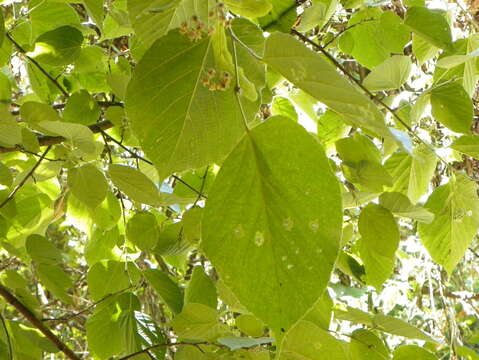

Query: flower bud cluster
[201,68,232,91]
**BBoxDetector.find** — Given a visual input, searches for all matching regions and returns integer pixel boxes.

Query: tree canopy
[0,0,479,359]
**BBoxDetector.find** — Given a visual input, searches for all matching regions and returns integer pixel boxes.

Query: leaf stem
[229,28,250,133]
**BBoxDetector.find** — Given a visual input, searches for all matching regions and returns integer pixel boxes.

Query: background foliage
[0,0,479,359]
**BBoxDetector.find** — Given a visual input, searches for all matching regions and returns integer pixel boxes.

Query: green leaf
[155,221,192,255]
[379,192,434,223]
[0,11,5,48]
[85,226,120,266]
[90,191,122,230]
[456,346,479,360]
[280,320,349,360]
[144,268,184,314]
[349,329,389,360]
[235,314,265,338]
[36,263,72,303]
[451,135,479,159]
[25,234,63,265]
[271,96,298,121]
[336,133,392,192]
[224,0,272,18]
[303,292,333,330]
[127,0,216,52]
[405,7,452,50]
[413,33,439,65]
[171,302,227,341]
[296,0,339,32]
[0,73,11,105]
[317,110,349,150]
[430,82,473,134]
[340,10,410,69]
[358,203,399,289]
[258,0,296,32]
[67,164,108,209]
[87,260,141,301]
[84,0,104,31]
[393,345,438,360]
[418,174,479,273]
[436,54,472,69]
[264,32,391,139]
[373,314,435,341]
[230,17,266,89]
[8,321,58,357]
[86,293,137,359]
[185,266,217,309]
[202,117,342,334]
[63,90,101,125]
[363,55,412,91]
[29,26,83,66]
[126,30,253,179]
[385,145,438,204]
[118,308,165,357]
[126,211,159,251]
[0,112,22,148]
[37,121,97,155]
[30,0,81,38]
[0,162,12,188]
[108,164,161,206]
[218,337,274,351]
[20,102,61,125]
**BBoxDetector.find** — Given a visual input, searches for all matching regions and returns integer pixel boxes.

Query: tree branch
[0,284,81,360]
[9,101,124,116]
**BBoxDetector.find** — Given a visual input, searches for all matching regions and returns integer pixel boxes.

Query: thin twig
[0,284,81,360]
[229,28,250,133]
[6,33,69,98]
[100,130,206,198]
[0,313,13,360]
[290,29,451,168]
[193,166,209,206]
[42,286,134,323]
[0,145,52,209]
[229,30,262,60]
